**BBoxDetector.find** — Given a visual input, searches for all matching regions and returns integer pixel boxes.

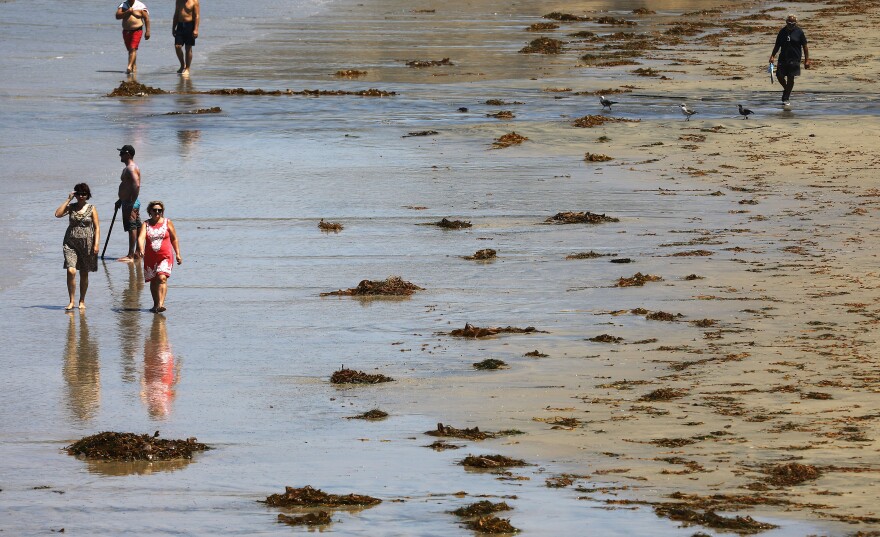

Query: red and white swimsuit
[143,219,173,282]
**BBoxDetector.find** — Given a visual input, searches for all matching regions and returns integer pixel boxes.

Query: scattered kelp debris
[448,323,543,338]
[610,258,632,264]
[406,58,453,68]
[464,249,497,260]
[544,12,590,22]
[573,115,639,128]
[520,37,564,54]
[763,463,822,486]
[631,307,649,315]
[204,88,396,96]
[671,249,712,256]
[646,311,679,321]
[485,99,524,106]
[589,334,623,343]
[426,422,498,440]
[546,475,576,488]
[277,511,332,526]
[579,52,641,67]
[474,359,508,370]
[596,379,650,390]
[801,392,833,400]
[632,68,661,77]
[318,219,343,232]
[65,431,209,461]
[596,16,636,25]
[487,111,515,119]
[330,368,394,384]
[585,152,613,162]
[465,516,520,534]
[684,274,704,280]
[524,350,548,357]
[545,211,619,224]
[321,276,423,296]
[492,132,529,148]
[526,22,559,32]
[633,8,656,14]
[403,130,439,137]
[453,501,512,517]
[461,454,528,468]
[535,416,581,428]
[164,106,221,115]
[640,388,688,402]
[335,69,367,78]
[108,81,167,96]
[575,88,633,96]
[651,438,697,448]
[347,409,389,420]
[691,319,717,327]
[616,273,662,287]
[567,251,611,259]
[426,440,462,450]
[654,507,778,534]
[428,218,472,229]
[264,486,381,507]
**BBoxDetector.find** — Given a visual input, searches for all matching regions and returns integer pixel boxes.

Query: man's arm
[769,31,783,62]
[131,166,141,197]
[115,6,128,20]
[193,0,200,37]
[143,10,151,39]
[803,43,810,68]
[172,4,179,35]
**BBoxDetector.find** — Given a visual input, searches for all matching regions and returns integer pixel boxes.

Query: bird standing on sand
[600,95,617,110]
[737,104,754,119]
[679,103,697,121]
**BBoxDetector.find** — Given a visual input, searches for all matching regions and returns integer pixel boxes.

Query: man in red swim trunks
[116,0,151,74]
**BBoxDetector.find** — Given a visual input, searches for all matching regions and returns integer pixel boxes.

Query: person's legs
[175,44,186,73]
[157,274,168,310]
[185,44,193,72]
[66,268,77,310]
[127,48,137,74]
[79,271,89,309]
[150,278,161,311]
[782,76,795,103]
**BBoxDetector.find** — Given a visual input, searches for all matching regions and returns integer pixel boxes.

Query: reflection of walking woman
[55,184,100,311]
[137,201,182,313]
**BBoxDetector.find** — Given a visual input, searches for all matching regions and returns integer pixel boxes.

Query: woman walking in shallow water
[55,184,100,310]
[137,201,182,313]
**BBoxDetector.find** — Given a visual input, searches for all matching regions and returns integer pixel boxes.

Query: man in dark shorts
[770,14,811,107]
[116,145,142,262]
[116,0,151,74]
[172,0,200,75]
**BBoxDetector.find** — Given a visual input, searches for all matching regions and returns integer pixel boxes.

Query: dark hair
[147,200,165,213]
[74,183,92,200]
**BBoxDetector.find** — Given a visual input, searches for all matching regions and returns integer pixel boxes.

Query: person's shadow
[63,311,101,422]
[141,314,180,419]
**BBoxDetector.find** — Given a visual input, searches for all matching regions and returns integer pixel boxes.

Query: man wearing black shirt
[770,14,811,106]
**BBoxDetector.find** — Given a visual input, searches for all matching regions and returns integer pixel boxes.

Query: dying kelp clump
[492,132,529,148]
[465,516,521,534]
[406,58,453,68]
[544,12,590,22]
[461,454,529,468]
[616,272,663,287]
[264,486,381,508]
[473,359,508,370]
[545,211,619,224]
[487,110,515,119]
[464,249,497,260]
[330,367,394,384]
[585,152,613,162]
[334,69,367,78]
[164,107,221,115]
[347,409,389,420]
[653,506,777,534]
[318,219,343,232]
[526,22,559,31]
[573,115,639,128]
[426,423,495,440]
[567,251,611,259]
[321,276,423,296]
[452,501,512,517]
[430,218,472,229]
[520,37,564,54]
[107,81,167,97]
[204,88,396,96]
[589,334,623,343]
[762,462,822,486]
[524,350,548,357]
[277,512,332,526]
[449,323,543,338]
[66,431,209,461]
[639,388,688,401]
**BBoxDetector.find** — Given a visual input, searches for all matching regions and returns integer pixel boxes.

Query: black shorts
[776,61,801,77]
[174,21,196,47]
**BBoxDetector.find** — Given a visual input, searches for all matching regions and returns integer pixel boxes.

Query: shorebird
[679,103,697,121]
[737,104,754,119]
[599,95,617,110]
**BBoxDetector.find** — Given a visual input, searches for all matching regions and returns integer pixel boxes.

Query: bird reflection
[141,315,179,419]
[63,311,100,422]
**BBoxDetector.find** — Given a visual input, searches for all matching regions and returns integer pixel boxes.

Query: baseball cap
[117,144,135,156]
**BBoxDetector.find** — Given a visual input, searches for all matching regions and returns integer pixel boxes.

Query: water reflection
[177,129,202,156]
[141,315,179,419]
[83,457,193,477]
[63,311,100,422]
[111,260,143,383]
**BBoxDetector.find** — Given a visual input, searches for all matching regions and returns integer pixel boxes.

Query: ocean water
[0,0,843,535]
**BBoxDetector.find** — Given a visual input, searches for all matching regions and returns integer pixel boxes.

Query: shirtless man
[172,0,200,75]
[116,145,142,262]
[116,1,151,74]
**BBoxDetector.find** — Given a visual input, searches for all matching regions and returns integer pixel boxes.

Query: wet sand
[2,0,879,535]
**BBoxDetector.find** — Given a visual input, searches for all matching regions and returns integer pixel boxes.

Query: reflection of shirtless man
[172,0,200,75]
[116,1,151,74]
[116,145,142,262]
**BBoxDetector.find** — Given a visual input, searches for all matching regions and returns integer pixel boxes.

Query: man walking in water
[116,145,142,263]
[116,0,151,74]
[770,14,810,107]
[172,0,200,75]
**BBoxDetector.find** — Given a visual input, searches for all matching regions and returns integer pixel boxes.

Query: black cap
[117,144,135,156]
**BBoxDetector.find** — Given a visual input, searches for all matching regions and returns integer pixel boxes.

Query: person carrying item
[55,184,100,311]
[769,14,811,107]
[116,0,151,74]
[172,0,200,75]
[137,201,183,313]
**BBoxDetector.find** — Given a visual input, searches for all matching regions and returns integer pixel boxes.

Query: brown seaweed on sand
[277,511,332,526]
[406,58,454,68]
[653,506,778,534]
[646,311,679,321]
[347,409,389,420]
[163,107,221,115]
[465,516,520,534]
[519,37,564,54]
[330,368,394,384]
[584,152,613,162]
[473,359,508,370]
[492,132,529,148]
[448,323,543,338]
[426,423,495,440]
[545,211,619,224]
[334,69,367,78]
[589,334,623,343]
[264,486,381,507]
[543,12,590,22]
[452,501,512,517]
[639,388,688,402]
[763,462,822,486]
[429,218,472,229]
[425,440,462,451]
[616,272,662,287]
[464,249,497,260]
[572,115,639,128]
[524,350,548,357]
[65,431,209,461]
[204,88,396,97]
[487,110,515,119]
[107,81,167,96]
[318,219,343,232]
[461,454,528,468]
[403,130,439,137]
[566,251,610,259]
[526,22,559,31]
[321,276,423,296]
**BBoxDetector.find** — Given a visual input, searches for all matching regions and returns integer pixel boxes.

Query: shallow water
[0,0,855,535]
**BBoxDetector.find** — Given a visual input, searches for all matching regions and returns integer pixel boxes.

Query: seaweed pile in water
[66,431,209,461]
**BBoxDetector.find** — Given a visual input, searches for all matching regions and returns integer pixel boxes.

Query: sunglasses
[74,192,87,197]
[149,208,164,213]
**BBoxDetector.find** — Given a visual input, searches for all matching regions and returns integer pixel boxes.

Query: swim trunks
[174,21,196,47]
[122,199,142,232]
[123,28,143,51]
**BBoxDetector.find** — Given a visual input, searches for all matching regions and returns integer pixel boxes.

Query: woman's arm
[136,222,147,258]
[55,192,74,218]
[167,220,183,264]
[91,207,101,255]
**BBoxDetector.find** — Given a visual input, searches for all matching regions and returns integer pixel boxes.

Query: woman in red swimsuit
[137,201,182,313]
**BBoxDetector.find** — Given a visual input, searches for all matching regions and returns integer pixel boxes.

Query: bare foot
[78,302,86,310]
[117,256,134,263]
[177,66,185,74]
[126,68,133,74]
[181,68,190,76]
[157,306,166,313]
[64,303,75,311]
